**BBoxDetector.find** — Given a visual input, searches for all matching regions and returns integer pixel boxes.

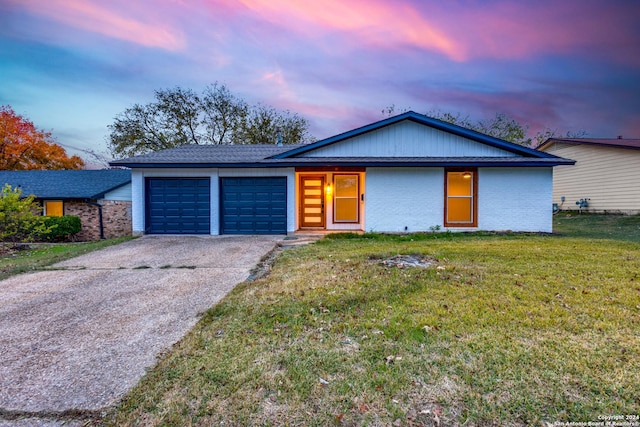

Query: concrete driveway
[0,235,283,425]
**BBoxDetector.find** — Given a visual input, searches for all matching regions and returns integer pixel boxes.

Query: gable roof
[0,170,131,199]
[271,111,560,159]
[110,111,574,168]
[538,137,640,151]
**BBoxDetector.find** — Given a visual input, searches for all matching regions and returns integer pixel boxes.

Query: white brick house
[110,111,573,235]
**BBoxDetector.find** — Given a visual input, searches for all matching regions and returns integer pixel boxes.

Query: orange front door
[300,175,325,228]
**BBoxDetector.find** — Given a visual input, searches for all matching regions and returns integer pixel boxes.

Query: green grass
[106,215,640,426]
[554,211,640,243]
[0,236,134,281]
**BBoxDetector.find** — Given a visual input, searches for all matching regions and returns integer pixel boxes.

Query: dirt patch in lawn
[370,254,438,268]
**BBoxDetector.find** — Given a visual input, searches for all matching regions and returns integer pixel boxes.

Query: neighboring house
[0,170,132,240]
[538,137,640,214]
[110,111,573,235]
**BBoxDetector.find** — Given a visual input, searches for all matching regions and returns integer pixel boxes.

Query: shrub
[38,216,82,241]
[0,184,48,248]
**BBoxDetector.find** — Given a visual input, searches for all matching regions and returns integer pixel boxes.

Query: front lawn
[0,237,134,281]
[554,211,640,243]
[107,216,640,426]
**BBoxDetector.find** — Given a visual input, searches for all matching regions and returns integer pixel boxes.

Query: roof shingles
[0,170,131,199]
[113,144,299,165]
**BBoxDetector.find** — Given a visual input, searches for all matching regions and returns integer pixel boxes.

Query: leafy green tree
[0,184,48,248]
[200,84,249,145]
[236,104,311,146]
[108,83,313,157]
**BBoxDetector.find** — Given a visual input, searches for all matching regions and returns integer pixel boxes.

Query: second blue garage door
[220,177,287,234]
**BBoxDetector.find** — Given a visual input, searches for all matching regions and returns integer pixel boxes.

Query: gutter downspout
[85,199,105,240]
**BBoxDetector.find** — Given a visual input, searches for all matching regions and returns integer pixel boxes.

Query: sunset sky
[1,0,639,162]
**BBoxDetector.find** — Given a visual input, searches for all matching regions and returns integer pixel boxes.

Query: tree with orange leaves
[0,106,84,170]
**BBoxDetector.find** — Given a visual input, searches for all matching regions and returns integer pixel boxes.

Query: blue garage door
[146,178,210,234]
[220,177,287,234]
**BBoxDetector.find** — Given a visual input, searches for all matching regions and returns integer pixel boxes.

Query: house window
[44,200,63,217]
[334,174,359,222]
[444,169,477,227]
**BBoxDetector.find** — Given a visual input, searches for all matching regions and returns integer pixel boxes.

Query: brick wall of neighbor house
[101,200,133,239]
[64,200,132,241]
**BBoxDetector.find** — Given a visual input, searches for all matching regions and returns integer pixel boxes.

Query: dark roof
[110,112,574,168]
[538,137,640,151]
[271,111,561,159]
[0,170,131,199]
[109,144,302,168]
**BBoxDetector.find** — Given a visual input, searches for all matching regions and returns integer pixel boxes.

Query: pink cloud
[407,86,563,135]
[234,0,466,61]
[424,1,640,64]
[254,69,337,120]
[244,67,385,138]
[220,0,639,66]
[8,0,184,51]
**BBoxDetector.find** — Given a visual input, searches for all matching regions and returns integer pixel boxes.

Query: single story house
[0,169,132,240]
[538,137,640,214]
[109,111,574,235]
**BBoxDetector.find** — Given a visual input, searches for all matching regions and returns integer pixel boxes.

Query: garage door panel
[240,206,255,215]
[145,178,210,234]
[220,177,287,234]
[254,207,270,216]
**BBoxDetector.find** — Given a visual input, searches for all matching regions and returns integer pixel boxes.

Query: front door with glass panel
[300,176,325,228]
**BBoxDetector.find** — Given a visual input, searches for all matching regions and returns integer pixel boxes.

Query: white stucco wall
[364,167,554,233]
